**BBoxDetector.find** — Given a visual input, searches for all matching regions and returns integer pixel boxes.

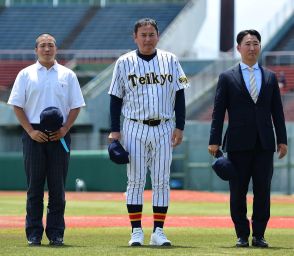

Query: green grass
[0,193,293,255]
[0,228,293,256]
[0,195,293,216]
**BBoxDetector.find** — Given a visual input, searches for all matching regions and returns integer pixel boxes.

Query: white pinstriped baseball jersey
[109,49,189,206]
[108,49,190,120]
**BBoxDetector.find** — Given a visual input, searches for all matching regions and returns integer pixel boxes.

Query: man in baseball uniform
[8,33,85,246]
[108,18,189,246]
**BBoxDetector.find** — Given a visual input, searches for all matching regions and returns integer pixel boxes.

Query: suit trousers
[228,146,273,239]
[22,127,70,240]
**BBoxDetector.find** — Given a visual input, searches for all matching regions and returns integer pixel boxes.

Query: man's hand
[108,132,121,142]
[48,126,69,141]
[29,129,48,143]
[172,128,183,147]
[208,144,220,157]
[277,143,287,159]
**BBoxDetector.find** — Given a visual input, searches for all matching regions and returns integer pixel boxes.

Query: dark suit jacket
[209,64,287,152]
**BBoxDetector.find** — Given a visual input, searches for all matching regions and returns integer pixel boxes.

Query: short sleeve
[68,71,86,109]
[174,57,190,91]
[108,59,124,98]
[7,70,26,108]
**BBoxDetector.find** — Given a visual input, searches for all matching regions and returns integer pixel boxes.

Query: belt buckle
[148,119,159,126]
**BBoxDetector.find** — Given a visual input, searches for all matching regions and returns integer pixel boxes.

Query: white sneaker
[150,227,171,246]
[128,228,144,246]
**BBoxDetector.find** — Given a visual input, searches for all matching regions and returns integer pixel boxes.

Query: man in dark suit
[208,29,287,248]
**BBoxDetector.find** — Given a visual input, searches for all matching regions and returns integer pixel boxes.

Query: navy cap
[40,106,63,132]
[211,150,236,181]
[108,140,129,164]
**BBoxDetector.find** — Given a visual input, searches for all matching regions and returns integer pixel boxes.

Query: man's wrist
[63,125,70,132]
[26,127,34,135]
[175,125,184,131]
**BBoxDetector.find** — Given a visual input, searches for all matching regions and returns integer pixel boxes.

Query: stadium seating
[0,59,67,90]
[282,94,294,121]
[267,65,294,93]
[0,3,186,89]
[0,6,89,49]
[70,3,185,49]
[0,3,185,50]
[0,60,34,88]
[268,65,294,122]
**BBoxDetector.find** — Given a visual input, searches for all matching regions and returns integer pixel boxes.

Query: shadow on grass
[221,246,294,250]
[27,244,84,249]
[118,245,197,249]
[252,246,294,250]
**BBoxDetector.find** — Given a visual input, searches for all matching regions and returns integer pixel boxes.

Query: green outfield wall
[0,150,148,192]
[0,121,293,194]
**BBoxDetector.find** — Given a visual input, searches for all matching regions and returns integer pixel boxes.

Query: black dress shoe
[28,237,41,246]
[252,237,269,248]
[49,237,64,246]
[236,237,249,247]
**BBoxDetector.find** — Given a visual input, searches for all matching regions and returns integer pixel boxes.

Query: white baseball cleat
[150,227,171,246]
[128,228,144,246]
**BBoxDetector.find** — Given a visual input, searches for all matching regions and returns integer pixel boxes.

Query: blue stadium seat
[0,7,89,49]
[70,3,185,50]
[0,4,185,50]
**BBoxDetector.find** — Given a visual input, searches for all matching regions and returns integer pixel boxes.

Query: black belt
[130,118,169,126]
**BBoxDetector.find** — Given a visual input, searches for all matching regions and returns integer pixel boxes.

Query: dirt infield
[2,190,294,203]
[0,190,293,228]
[1,190,294,203]
[1,215,293,229]
[64,190,294,204]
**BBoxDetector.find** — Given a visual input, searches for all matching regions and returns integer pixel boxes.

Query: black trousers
[22,127,70,240]
[228,143,273,239]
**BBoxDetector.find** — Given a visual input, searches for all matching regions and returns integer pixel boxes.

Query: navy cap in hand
[108,140,129,164]
[40,106,63,132]
[39,106,69,153]
[211,150,236,181]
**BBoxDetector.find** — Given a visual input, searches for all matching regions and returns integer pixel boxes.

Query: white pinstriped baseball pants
[123,118,174,207]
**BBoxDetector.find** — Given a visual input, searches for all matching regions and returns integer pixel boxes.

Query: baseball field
[0,190,293,256]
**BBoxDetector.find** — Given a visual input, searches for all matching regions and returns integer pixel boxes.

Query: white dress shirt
[8,61,85,123]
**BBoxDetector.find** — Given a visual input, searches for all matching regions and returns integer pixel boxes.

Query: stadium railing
[0,49,128,61]
[1,0,189,7]
[185,54,238,118]
[262,51,294,66]
[82,62,115,98]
